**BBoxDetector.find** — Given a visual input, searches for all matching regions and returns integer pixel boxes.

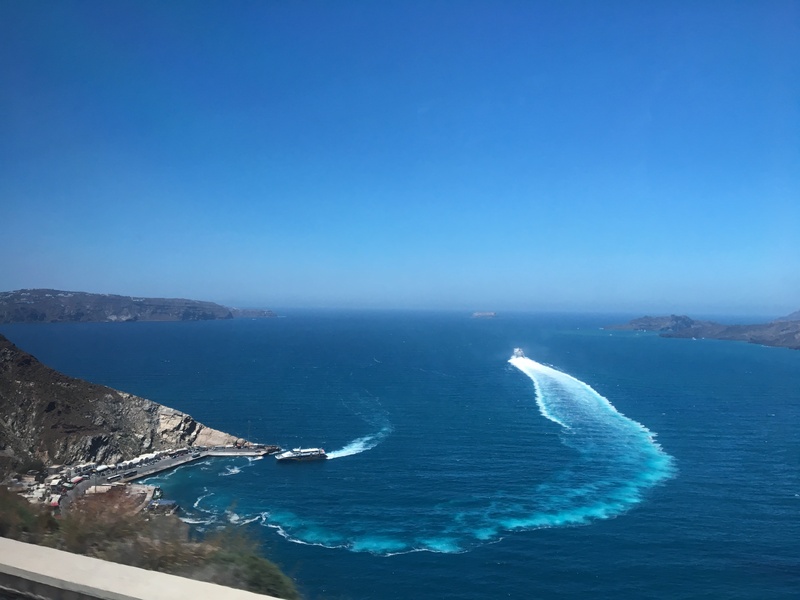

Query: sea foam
[172,352,675,556]
[327,425,394,459]
[502,354,676,527]
[256,353,675,555]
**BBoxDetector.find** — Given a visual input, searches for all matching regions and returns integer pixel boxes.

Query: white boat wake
[327,425,393,459]
[182,351,675,556]
[309,351,675,551]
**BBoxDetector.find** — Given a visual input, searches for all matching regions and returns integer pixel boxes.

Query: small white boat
[512,348,526,358]
[275,447,327,462]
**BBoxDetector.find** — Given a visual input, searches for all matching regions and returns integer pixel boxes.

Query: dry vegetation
[0,486,300,599]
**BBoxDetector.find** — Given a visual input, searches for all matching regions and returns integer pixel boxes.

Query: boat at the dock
[275,447,327,462]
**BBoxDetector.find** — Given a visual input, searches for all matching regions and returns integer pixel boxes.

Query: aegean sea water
[2,312,798,599]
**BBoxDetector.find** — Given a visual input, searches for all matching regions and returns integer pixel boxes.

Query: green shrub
[0,486,58,544]
[186,528,301,599]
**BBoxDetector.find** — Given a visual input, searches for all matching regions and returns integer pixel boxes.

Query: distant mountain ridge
[607,311,800,350]
[0,289,276,323]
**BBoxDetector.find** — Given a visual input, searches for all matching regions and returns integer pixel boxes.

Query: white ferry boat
[513,347,526,358]
[275,447,327,462]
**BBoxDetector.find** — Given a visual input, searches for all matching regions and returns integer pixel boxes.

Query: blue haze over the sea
[2,313,799,599]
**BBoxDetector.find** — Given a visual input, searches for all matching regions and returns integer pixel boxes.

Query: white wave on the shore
[193,488,215,511]
[226,511,262,526]
[180,516,216,525]
[327,425,393,459]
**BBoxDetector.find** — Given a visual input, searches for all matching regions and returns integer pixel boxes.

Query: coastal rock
[0,289,278,323]
[0,334,238,471]
[0,289,234,323]
[605,314,721,334]
[607,312,800,350]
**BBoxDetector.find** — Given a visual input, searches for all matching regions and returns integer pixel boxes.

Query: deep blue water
[2,313,799,599]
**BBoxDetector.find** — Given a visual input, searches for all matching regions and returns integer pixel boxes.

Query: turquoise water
[3,313,799,599]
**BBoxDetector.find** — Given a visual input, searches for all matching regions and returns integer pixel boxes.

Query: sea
[2,312,798,600]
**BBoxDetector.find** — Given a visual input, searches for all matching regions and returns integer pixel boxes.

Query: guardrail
[0,537,281,600]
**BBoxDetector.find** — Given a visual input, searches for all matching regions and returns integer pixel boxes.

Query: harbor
[15,444,282,514]
[118,445,281,484]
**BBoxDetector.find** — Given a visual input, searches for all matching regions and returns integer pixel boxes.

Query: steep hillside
[0,334,237,469]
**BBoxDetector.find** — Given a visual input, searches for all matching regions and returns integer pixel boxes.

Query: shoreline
[124,445,279,483]
[15,444,282,513]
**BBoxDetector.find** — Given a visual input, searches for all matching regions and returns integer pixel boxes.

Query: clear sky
[1,1,798,315]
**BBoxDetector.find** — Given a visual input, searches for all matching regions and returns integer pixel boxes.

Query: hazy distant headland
[0,289,276,323]
[607,311,800,350]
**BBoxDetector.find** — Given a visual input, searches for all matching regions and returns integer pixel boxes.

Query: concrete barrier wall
[0,537,281,600]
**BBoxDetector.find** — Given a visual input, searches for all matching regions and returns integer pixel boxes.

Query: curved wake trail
[499,355,676,530]
[326,426,393,459]
[212,353,675,556]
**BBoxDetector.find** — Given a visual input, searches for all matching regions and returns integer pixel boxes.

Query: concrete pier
[103,447,278,484]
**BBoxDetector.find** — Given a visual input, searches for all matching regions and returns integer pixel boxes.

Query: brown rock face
[0,334,237,467]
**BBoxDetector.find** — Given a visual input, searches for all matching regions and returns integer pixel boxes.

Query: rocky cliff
[607,312,800,350]
[0,334,238,470]
[0,289,276,323]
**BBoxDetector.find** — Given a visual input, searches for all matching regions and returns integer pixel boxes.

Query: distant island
[607,311,800,350]
[0,289,276,323]
[471,311,497,318]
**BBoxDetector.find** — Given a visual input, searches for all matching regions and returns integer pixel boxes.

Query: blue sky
[1,1,798,315]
